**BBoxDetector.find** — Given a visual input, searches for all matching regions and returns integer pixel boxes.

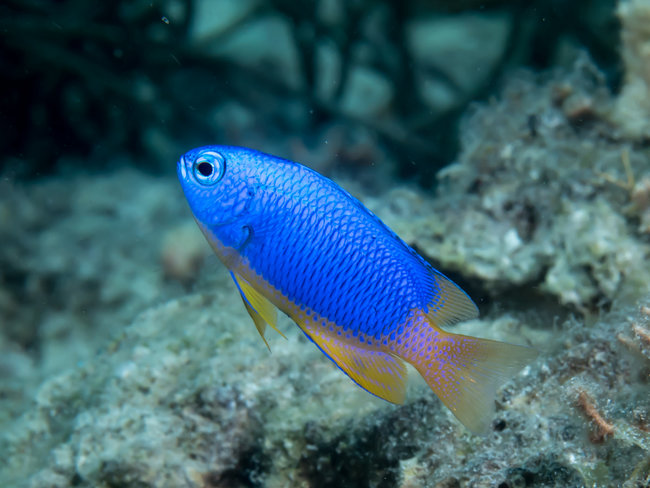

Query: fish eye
[197,161,213,177]
[192,151,225,185]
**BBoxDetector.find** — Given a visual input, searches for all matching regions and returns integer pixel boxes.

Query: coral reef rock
[372,57,650,312]
[611,0,650,140]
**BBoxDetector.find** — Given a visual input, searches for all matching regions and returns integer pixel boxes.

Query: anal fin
[230,272,284,349]
[293,314,407,404]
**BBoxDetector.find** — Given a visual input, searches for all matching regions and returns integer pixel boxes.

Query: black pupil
[197,161,213,177]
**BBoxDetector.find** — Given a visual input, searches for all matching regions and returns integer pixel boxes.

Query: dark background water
[1,0,620,184]
[3,2,650,487]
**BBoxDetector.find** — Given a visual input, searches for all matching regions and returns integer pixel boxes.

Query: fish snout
[177,156,188,181]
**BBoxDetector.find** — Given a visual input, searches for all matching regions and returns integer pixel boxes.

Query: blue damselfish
[177,145,536,432]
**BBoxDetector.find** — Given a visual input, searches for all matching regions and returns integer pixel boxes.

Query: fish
[177,145,537,433]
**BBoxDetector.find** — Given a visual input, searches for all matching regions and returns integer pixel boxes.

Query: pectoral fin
[230,272,284,350]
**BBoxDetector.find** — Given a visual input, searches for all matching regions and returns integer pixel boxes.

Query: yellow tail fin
[407,325,537,433]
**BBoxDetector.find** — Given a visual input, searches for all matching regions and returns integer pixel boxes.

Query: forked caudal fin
[404,321,537,433]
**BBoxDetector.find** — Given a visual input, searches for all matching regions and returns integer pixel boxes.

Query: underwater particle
[161,16,170,24]
[575,389,615,443]
[177,145,537,433]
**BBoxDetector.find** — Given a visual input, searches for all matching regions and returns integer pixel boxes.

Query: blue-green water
[1,1,648,486]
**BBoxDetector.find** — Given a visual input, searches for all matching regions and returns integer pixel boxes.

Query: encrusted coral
[373,57,650,312]
[2,284,648,487]
[610,0,650,140]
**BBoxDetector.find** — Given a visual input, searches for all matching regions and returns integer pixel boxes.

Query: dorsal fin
[424,269,478,327]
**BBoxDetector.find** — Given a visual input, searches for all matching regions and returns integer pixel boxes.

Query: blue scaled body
[178,145,536,433]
